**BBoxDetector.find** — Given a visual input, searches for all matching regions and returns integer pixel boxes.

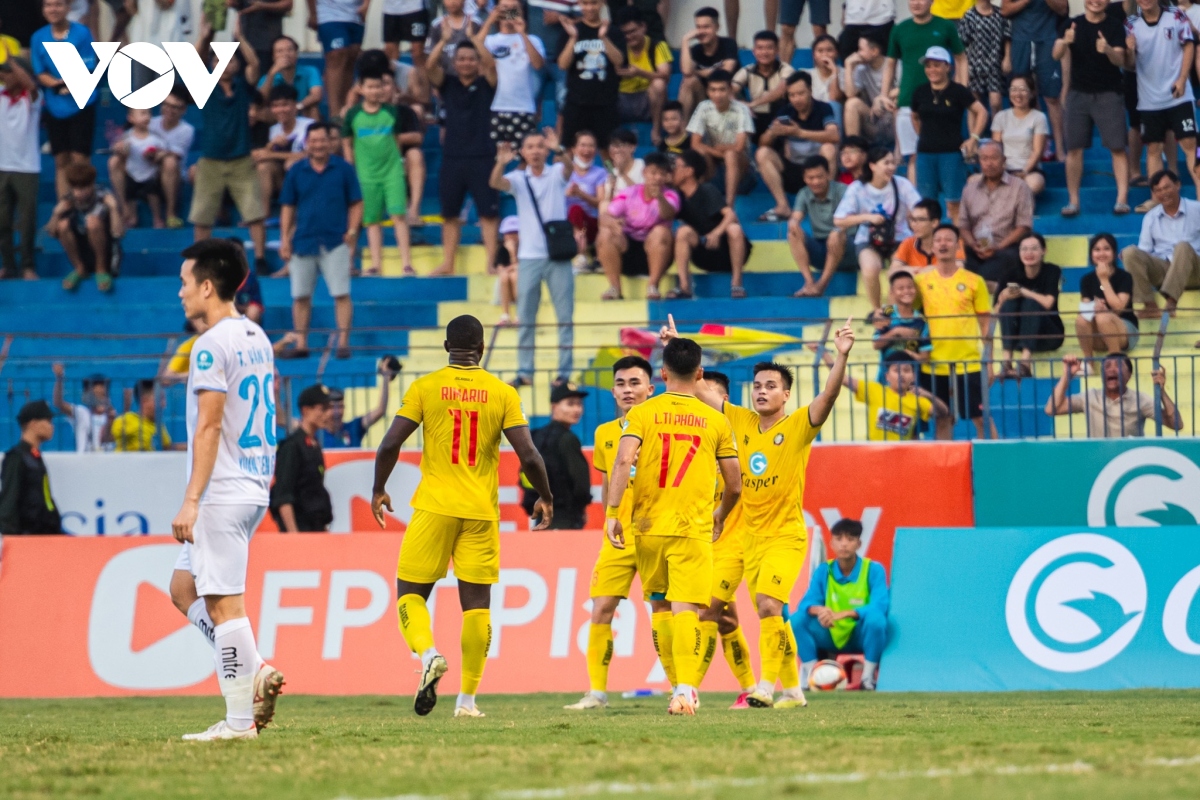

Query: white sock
[756,680,775,696]
[421,647,439,669]
[674,683,695,699]
[781,686,805,699]
[456,693,475,710]
[214,617,259,731]
[187,599,216,648]
[800,661,813,687]
[862,661,878,689]
[589,690,608,702]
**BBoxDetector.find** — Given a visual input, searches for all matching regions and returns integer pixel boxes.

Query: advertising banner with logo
[973,440,1200,528]
[34,443,974,572]
[883,526,1200,691]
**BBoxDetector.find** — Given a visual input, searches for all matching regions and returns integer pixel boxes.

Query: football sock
[695,620,719,686]
[586,623,614,694]
[722,626,757,691]
[213,617,258,732]
[650,611,677,687]
[779,623,800,690]
[758,615,787,688]
[862,661,878,690]
[456,693,476,710]
[397,594,436,656]
[800,661,814,688]
[460,608,491,697]
[671,610,704,688]
[187,598,216,648]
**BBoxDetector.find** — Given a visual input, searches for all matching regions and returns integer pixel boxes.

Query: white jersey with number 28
[186,316,277,506]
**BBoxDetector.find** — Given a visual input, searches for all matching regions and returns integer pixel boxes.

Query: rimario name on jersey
[653,412,709,428]
[441,386,489,403]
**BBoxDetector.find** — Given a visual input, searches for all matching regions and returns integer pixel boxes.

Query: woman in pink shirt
[596,152,680,300]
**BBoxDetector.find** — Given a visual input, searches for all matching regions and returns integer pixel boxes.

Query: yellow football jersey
[593,417,634,529]
[855,380,932,441]
[621,392,737,540]
[397,365,527,521]
[724,403,819,540]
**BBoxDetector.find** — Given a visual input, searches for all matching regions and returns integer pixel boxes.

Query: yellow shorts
[711,526,745,604]
[744,533,807,604]
[590,536,638,598]
[635,535,713,606]
[397,508,500,585]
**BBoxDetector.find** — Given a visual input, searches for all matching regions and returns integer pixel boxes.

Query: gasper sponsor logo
[42,40,238,109]
[1087,447,1200,527]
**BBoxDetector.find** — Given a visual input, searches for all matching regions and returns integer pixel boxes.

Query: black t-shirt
[658,134,695,156]
[690,36,739,77]
[565,22,625,107]
[269,429,333,532]
[910,81,977,153]
[679,183,727,235]
[440,75,497,158]
[780,99,838,162]
[1058,11,1126,93]
[996,261,1063,308]
[1080,268,1138,327]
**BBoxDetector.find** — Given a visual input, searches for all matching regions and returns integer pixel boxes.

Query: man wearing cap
[321,357,402,449]
[0,400,63,534]
[51,362,114,452]
[522,382,592,529]
[270,385,334,532]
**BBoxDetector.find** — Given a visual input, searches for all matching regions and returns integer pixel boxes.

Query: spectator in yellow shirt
[822,349,948,440]
[615,8,672,145]
[112,380,176,451]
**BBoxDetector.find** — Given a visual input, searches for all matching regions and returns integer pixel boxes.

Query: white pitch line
[340,754,1200,800]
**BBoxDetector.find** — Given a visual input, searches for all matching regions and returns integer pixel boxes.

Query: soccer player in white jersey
[170,239,283,741]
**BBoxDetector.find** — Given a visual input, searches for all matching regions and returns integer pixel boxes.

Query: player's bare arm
[172,389,226,543]
[605,435,640,549]
[371,415,420,528]
[809,318,855,427]
[712,456,742,542]
[505,425,554,530]
[657,314,724,411]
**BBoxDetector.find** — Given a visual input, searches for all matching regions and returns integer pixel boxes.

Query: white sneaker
[182,720,258,741]
[564,692,608,710]
[453,705,486,718]
[253,664,285,731]
[414,653,449,717]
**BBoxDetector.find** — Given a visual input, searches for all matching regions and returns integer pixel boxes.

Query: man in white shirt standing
[489,127,574,389]
[1125,0,1197,181]
[1121,169,1200,318]
[170,238,284,741]
[51,362,114,452]
[0,57,42,279]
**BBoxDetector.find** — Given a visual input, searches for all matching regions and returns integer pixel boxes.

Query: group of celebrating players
[165,239,855,739]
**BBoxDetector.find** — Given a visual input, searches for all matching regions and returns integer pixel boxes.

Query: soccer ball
[808,659,848,691]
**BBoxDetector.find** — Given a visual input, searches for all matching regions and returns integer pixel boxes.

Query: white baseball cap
[920,46,953,65]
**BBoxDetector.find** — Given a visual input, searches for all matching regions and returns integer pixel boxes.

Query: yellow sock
[695,620,719,686]
[586,623,614,693]
[651,611,678,687]
[779,621,800,690]
[671,610,703,688]
[758,615,787,686]
[459,608,491,696]
[396,593,435,655]
[722,626,757,691]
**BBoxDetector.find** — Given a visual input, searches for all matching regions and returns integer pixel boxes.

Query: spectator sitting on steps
[1121,170,1200,320]
[45,162,122,293]
[1045,353,1182,437]
[667,149,751,300]
[1075,233,1140,363]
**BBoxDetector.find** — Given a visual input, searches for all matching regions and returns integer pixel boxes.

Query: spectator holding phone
[992,232,1064,379]
[756,72,840,223]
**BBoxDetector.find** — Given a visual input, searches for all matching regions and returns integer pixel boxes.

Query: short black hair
[356,48,391,81]
[889,270,916,285]
[859,33,884,51]
[831,518,863,537]
[271,34,299,52]
[787,70,813,88]
[1150,169,1179,188]
[1088,232,1120,266]
[662,337,703,378]
[570,129,596,147]
[913,197,942,221]
[135,379,155,400]
[446,315,484,350]
[801,155,829,174]
[610,127,638,147]
[1021,231,1047,250]
[694,6,720,22]
[678,148,709,180]
[934,222,960,239]
[753,30,779,44]
[1104,352,1134,372]
[707,68,733,86]
[643,152,672,172]
[181,239,248,302]
[705,370,730,394]
[455,40,478,54]
[662,100,684,116]
[753,361,794,390]
[268,82,299,103]
[612,355,653,380]
[614,6,644,25]
[813,33,838,51]
[305,121,333,139]
[167,84,192,105]
[841,134,869,152]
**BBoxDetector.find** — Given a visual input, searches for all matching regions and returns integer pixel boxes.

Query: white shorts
[896,107,918,157]
[174,504,267,597]
[289,243,352,300]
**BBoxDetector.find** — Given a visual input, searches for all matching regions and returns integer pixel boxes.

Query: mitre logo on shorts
[42,41,239,110]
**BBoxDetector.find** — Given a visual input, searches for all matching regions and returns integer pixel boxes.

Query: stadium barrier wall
[0,443,972,698]
[883,526,1200,691]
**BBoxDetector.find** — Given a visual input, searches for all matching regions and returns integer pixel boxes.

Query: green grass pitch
[3,692,1200,799]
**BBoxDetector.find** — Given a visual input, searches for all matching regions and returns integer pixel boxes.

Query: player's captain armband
[605,505,621,520]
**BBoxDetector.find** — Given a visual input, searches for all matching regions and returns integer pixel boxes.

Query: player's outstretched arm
[172,390,227,543]
[809,318,854,428]
[372,416,419,528]
[658,313,723,411]
[605,436,639,549]
[506,425,555,530]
